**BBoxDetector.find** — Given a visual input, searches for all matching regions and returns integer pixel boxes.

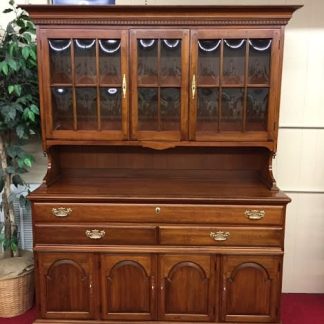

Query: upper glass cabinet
[190,30,278,141]
[43,30,128,140]
[130,30,189,141]
[40,28,279,144]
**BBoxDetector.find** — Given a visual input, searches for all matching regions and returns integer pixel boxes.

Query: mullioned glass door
[130,29,189,141]
[41,29,128,140]
[189,29,280,142]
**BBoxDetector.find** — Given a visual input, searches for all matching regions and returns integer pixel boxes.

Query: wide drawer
[33,203,284,225]
[34,224,157,245]
[159,226,283,247]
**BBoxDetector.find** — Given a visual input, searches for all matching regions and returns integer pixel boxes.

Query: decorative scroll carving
[260,151,279,191]
[43,147,61,187]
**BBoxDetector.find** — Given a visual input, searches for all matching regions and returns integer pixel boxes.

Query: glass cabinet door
[43,29,128,140]
[130,30,189,141]
[190,30,278,141]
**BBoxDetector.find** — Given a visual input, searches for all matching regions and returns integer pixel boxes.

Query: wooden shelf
[32,169,289,204]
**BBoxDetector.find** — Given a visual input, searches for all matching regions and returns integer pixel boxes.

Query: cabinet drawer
[34,224,157,245]
[159,226,283,247]
[33,203,284,225]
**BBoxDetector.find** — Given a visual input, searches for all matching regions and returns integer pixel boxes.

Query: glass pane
[51,87,73,130]
[196,88,219,132]
[99,39,121,84]
[160,39,181,85]
[160,88,180,131]
[220,88,244,131]
[197,39,220,85]
[138,39,158,84]
[248,39,271,84]
[247,88,269,131]
[74,39,96,84]
[76,87,97,130]
[49,39,72,84]
[100,87,122,131]
[223,39,246,85]
[138,88,158,130]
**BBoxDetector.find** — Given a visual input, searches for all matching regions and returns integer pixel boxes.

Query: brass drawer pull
[210,231,230,241]
[52,207,72,217]
[155,207,161,214]
[245,210,265,220]
[85,229,105,240]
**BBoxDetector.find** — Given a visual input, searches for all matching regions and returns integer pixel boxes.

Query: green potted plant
[0,0,39,317]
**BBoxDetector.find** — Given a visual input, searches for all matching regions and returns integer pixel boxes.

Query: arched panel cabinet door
[221,255,282,323]
[100,254,157,321]
[38,252,96,320]
[158,254,214,322]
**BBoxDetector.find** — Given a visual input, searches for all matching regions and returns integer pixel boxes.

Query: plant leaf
[29,48,37,61]
[16,124,25,138]
[8,85,15,94]
[30,104,39,114]
[24,157,33,168]
[22,46,30,59]
[7,59,17,71]
[14,84,22,96]
[3,8,13,13]
[11,241,18,252]
[2,62,9,76]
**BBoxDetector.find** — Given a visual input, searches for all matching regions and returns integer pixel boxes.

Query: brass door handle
[210,231,230,241]
[245,210,265,220]
[192,74,196,99]
[85,229,105,240]
[122,74,127,99]
[155,207,161,214]
[52,207,72,217]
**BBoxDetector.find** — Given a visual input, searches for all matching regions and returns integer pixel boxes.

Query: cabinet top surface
[29,169,290,204]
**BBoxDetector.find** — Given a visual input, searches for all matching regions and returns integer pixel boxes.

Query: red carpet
[0,294,323,323]
[281,293,324,324]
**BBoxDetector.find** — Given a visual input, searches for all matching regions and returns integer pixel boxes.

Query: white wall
[1,0,324,293]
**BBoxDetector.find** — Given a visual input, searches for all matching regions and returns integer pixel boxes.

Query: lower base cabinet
[37,252,282,323]
[221,255,282,323]
[38,252,97,320]
[101,254,156,321]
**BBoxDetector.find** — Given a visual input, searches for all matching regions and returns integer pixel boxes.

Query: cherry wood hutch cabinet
[24,4,300,324]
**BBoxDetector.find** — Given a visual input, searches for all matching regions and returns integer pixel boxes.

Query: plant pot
[0,269,34,317]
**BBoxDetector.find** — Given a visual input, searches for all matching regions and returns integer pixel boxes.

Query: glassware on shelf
[76,87,97,130]
[248,39,271,84]
[51,87,73,130]
[196,88,219,132]
[246,88,269,131]
[74,39,97,84]
[138,39,158,84]
[160,39,181,85]
[220,88,244,131]
[223,39,246,85]
[197,40,220,85]
[100,87,122,131]
[99,39,121,84]
[160,88,180,130]
[138,88,158,130]
[49,39,72,84]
